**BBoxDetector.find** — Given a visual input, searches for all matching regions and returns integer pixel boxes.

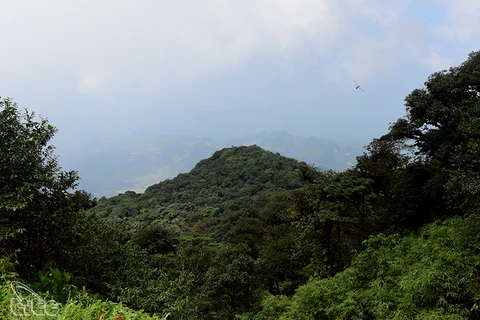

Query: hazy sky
[1,1,479,154]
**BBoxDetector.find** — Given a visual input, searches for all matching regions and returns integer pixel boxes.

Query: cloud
[322,21,452,84]
[418,51,452,71]
[347,0,412,26]
[0,1,380,85]
[0,0,474,97]
[435,0,480,41]
[78,72,106,95]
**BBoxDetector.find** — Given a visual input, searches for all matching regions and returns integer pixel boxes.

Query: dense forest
[1,50,480,319]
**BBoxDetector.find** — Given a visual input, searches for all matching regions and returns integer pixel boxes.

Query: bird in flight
[354,80,364,92]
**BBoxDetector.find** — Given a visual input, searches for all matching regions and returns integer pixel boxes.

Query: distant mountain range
[59,130,364,198]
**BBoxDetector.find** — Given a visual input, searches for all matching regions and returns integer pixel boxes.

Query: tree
[354,137,442,231]
[201,243,258,319]
[384,50,480,214]
[293,168,375,276]
[0,97,94,278]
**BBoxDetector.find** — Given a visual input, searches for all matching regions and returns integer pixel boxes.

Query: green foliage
[0,97,98,279]
[131,224,178,254]
[0,98,59,211]
[57,299,167,320]
[385,50,480,213]
[34,267,77,304]
[92,145,305,235]
[200,243,259,318]
[0,98,170,314]
[292,169,376,276]
[0,280,167,319]
[0,251,165,319]
[255,216,480,319]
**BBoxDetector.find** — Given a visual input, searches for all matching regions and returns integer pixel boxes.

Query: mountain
[92,145,306,235]
[226,130,362,171]
[60,131,363,198]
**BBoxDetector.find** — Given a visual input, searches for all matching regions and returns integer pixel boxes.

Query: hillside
[59,131,361,197]
[92,145,306,235]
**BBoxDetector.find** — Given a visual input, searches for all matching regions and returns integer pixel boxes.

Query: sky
[1,0,480,156]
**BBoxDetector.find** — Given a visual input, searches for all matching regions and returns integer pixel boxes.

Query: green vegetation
[0,98,165,318]
[1,50,480,319]
[65,130,360,198]
[93,144,305,235]
[251,216,480,319]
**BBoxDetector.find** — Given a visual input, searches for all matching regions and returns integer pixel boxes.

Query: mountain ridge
[92,144,306,236]
[60,130,363,197]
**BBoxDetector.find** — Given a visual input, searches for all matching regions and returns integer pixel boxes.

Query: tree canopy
[385,50,480,213]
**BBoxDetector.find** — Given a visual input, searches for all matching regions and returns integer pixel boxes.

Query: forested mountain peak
[144,144,303,193]
[93,144,306,233]
[60,131,360,197]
